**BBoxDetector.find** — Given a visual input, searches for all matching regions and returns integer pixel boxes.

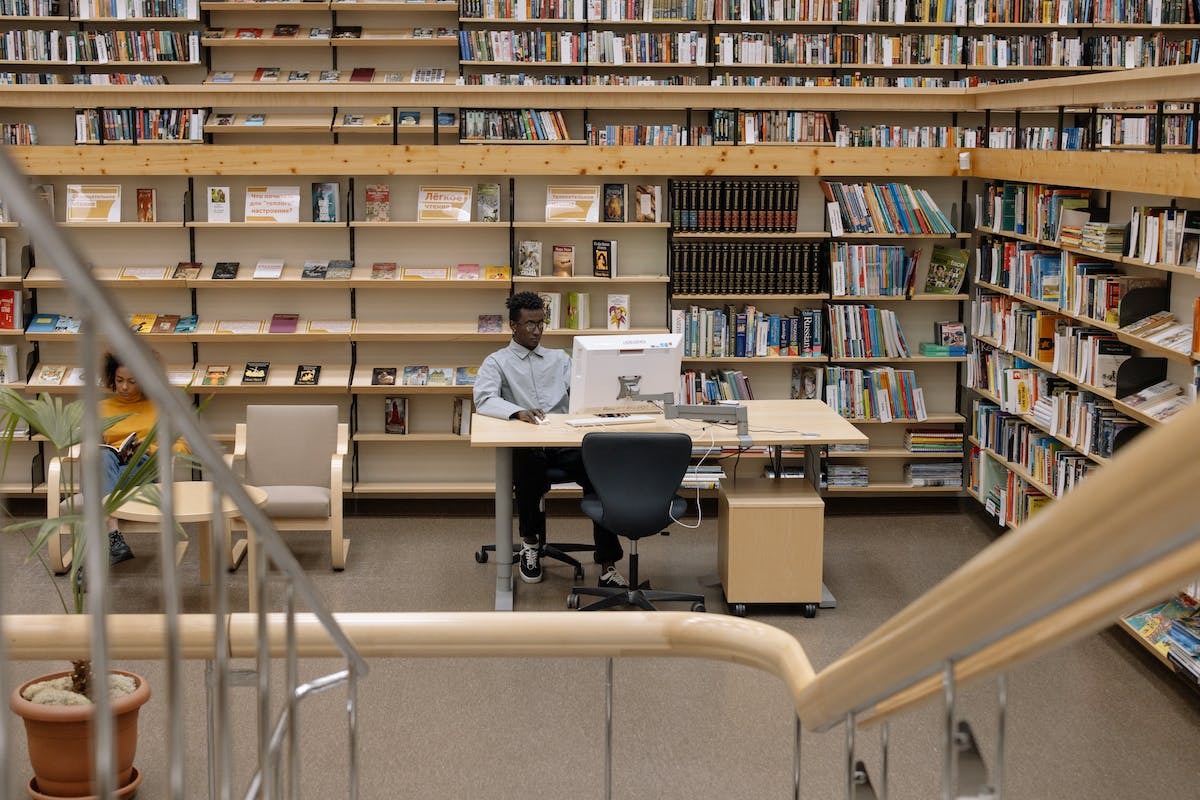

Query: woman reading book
[99,351,190,566]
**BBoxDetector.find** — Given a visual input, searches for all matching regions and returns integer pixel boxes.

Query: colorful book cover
[607,293,630,330]
[633,184,660,223]
[402,365,429,386]
[552,245,574,277]
[384,396,407,434]
[201,364,230,386]
[485,265,511,281]
[136,188,156,223]
[454,366,478,386]
[174,314,198,333]
[426,366,455,386]
[371,367,397,386]
[455,263,481,280]
[242,361,270,383]
[294,364,321,385]
[128,313,157,333]
[269,313,299,333]
[592,239,614,278]
[207,186,230,223]
[364,184,390,222]
[397,110,420,125]
[417,185,472,222]
[311,182,339,223]
[924,246,970,294]
[151,314,180,333]
[603,182,626,222]
[475,182,500,223]
[564,291,590,330]
[244,186,300,223]
[477,314,503,333]
[517,240,542,277]
[370,262,398,280]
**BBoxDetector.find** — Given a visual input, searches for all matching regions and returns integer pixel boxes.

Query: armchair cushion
[258,485,331,518]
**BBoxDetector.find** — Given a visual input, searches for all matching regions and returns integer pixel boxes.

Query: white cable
[670,427,716,529]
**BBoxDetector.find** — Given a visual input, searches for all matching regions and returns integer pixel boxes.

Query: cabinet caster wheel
[802,603,818,618]
[731,603,747,617]
[573,566,585,582]
[567,593,580,610]
[691,602,706,613]
[474,549,488,564]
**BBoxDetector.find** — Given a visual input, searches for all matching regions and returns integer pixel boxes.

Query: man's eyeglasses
[519,320,546,331]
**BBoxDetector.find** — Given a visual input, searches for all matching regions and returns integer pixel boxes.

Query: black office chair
[567,432,706,612]
[474,466,595,581]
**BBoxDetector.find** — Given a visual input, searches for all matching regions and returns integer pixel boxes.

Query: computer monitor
[569,333,683,414]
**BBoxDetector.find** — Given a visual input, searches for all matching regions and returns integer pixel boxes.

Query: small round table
[112,481,268,586]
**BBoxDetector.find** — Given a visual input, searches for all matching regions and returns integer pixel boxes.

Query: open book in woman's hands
[102,432,140,465]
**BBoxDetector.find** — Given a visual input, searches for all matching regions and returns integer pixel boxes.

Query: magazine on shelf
[545,185,600,223]
[65,184,121,223]
[417,185,472,222]
[245,186,301,223]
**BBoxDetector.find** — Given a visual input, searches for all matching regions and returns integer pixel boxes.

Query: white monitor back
[569,333,683,413]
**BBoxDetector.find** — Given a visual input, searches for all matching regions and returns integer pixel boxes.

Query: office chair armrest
[232,423,247,459]
[335,423,349,457]
[330,452,344,504]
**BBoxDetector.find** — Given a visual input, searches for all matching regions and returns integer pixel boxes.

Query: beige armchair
[45,446,192,575]
[225,405,349,575]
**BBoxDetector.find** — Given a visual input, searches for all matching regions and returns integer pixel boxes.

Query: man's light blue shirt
[474,339,571,420]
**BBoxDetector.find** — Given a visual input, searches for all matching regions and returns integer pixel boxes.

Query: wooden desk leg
[197,521,212,586]
[494,446,514,612]
[248,526,259,614]
[225,518,247,572]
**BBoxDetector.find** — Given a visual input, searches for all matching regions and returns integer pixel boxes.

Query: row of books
[207,67,446,84]
[670,241,826,296]
[0,122,36,145]
[904,462,962,487]
[672,305,825,358]
[0,71,167,84]
[836,124,983,149]
[904,429,963,452]
[583,123,713,146]
[0,29,200,63]
[25,362,479,388]
[711,109,832,144]
[382,398,476,437]
[111,261,512,281]
[974,400,1095,497]
[669,179,799,233]
[75,108,203,144]
[823,365,927,421]
[367,365,478,387]
[826,303,911,359]
[979,463,1049,527]
[678,368,753,404]
[522,291,629,330]
[74,0,196,17]
[823,180,957,236]
[459,108,570,142]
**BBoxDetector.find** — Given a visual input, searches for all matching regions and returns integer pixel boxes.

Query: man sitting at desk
[474,291,627,588]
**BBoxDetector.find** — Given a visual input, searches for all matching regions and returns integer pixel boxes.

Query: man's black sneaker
[519,542,542,583]
[598,567,629,589]
[109,530,134,566]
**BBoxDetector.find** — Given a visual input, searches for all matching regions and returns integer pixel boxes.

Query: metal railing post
[156,416,185,799]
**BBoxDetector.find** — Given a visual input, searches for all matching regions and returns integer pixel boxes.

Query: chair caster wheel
[691,602,706,613]
[567,593,580,610]
[730,603,747,617]
[802,603,818,618]
[474,549,488,564]
[574,566,585,582]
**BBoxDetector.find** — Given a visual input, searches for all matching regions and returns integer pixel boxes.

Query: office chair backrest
[581,432,692,539]
[244,404,339,488]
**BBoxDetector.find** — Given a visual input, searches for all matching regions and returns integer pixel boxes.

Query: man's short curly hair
[506,291,546,323]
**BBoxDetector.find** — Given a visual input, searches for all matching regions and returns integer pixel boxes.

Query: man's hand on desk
[511,409,546,425]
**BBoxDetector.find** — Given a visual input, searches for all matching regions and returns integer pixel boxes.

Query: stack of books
[904,462,962,488]
[1079,221,1125,254]
[826,464,868,488]
[1120,311,1194,355]
[904,430,963,453]
[680,465,725,490]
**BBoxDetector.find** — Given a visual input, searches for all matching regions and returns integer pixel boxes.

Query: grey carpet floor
[3,502,1198,799]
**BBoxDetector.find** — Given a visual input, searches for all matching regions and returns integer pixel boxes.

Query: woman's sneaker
[109,530,134,566]
[519,542,542,583]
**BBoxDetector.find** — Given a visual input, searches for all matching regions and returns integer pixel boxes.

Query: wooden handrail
[795,400,1200,730]
[2,611,816,709]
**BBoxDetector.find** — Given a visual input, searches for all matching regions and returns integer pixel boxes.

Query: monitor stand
[639,394,751,441]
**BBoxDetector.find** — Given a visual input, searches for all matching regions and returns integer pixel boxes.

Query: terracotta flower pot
[9,670,151,798]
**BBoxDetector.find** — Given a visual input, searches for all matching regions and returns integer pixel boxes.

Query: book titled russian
[242,361,270,383]
[384,397,407,434]
[245,185,301,223]
[364,183,390,222]
[633,184,661,223]
[65,184,121,222]
[294,364,321,385]
[606,293,630,330]
[592,239,615,278]
[417,185,472,222]
[136,188,156,223]
[546,185,600,223]
[552,245,574,277]
[311,182,339,222]
[517,240,542,277]
[476,182,500,223]
[603,183,626,222]
[207,186,230,223]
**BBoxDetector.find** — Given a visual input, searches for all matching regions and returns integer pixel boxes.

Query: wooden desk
[112,481,267,587]
[470,400,867,612]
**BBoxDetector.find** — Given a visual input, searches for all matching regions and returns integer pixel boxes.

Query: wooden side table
[112,481,268,585]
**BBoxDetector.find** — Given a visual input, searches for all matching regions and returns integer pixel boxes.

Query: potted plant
[0,388,160,798]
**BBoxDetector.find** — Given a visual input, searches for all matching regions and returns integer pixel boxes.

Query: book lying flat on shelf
[402,267,450,280]
[120,266,167,280]
[342,114,364,127]
[325,260,353,279]
[410,67,445,83]
[545,185,600,223]
[26,314,60,333]
[350,68,375,83]
[287,70,310,82]
[402,365,428,385]
[245,186,301,223]
[236,27,263,38]
[242,361,270,383]
[371,367,397,386]
[216,319,263,334]
[272,24,298,37]
[253,258,284,279]
[455,264,480,280]
[201,364,230,386]
[477,314,503,333]
[397,110,419,125]
[318,70,340,82]
[294,364,321,385]
[32,364,67,385]
[245,114,266,126]
[306,319,353,333]
[417,185,472,222]
[66,184,121,222]
[174,314,198,333]
[151,314,180,333]
[332,25,362,38]
[370,262,398,279]
[269,313,299,333]
[454,366,477,386]
[212,261,240,279]
[54,316,81,334]
[426,366,454,386]
[485,265,511,280]
[253,67,280,82]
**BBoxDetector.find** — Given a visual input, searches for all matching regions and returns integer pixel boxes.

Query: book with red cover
[269,313,299,333]
[235,27,263,38]
[0,289,17,330]
[350,67,375,83]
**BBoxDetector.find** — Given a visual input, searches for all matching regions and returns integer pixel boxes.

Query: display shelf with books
[206,111,335,133]
[190,362,351,392]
